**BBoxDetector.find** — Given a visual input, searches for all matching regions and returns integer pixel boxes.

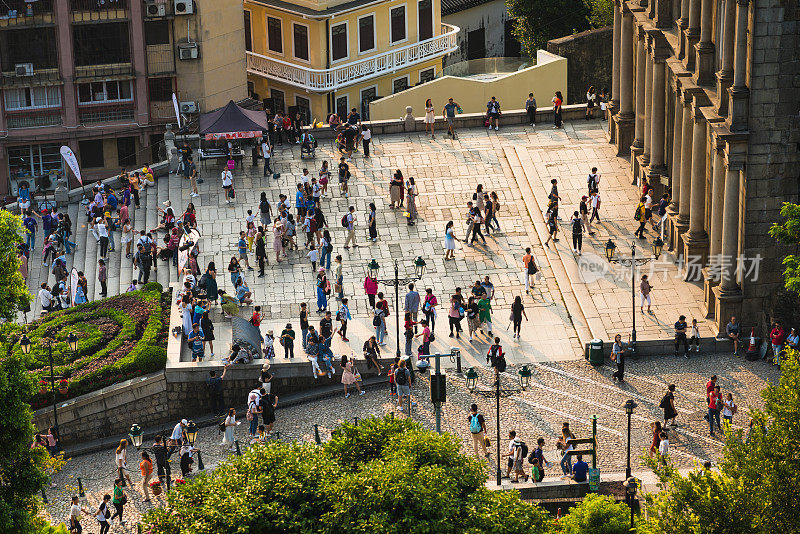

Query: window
[244,11,252,52]
[78,139,105,168]
[293,23,309,61]
[7,144,63,181]
[144,20,170,46]
[247,80,256,98]
[360,86,377,120]
[390,6,406,43]
[392,76,409,93]
[331,22,348,61]
[0,27,58,71]
[270,89,285,113]
[147,77,173,102]
[267,17,283,53]
[73,22,130,66]
[418,0,433,40]
[78,80,133,103]
[117,137,137,167]
[419,67,435,84]
[295,96,311,123]
[4,86,61,110]
[335,95,348,119]
[358,14,375,53]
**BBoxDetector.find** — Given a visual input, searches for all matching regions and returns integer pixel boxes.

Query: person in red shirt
[770,321,786,366]
[708,385,722,436]
[706,375,717,403]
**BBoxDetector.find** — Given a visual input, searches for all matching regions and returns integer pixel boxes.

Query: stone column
[719,162,741,293]
[694,0,716,85]
[655,0,672,28]
[129,0,150,127]
[649,59,667,176]
[54,0,77,128]
[703,137,726,315]
[716,0,736,114]
[684,107,709,267]
[684,0,701,70]
[669,87,684,213]
[642,42,654,166]
[728,0,750,132]
[632,28,647,158]
[614,7,637,156]
[678,0,690,59]
[678,92,693,225]
[612,1,622,110]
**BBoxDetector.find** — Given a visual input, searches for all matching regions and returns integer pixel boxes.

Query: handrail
[247,23,459,92]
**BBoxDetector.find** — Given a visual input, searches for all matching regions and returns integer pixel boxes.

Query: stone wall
[547,27,613,105]
[740,0,800,328]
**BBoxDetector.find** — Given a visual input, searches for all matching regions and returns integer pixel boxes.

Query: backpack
[341,215,349,228]
[469,414,482,434]
[518,441,529,459]
[218,419,226,433]
[428,331,436,343]
[395,368,408,386]
[634,204,643,221]
[572,218,582,234]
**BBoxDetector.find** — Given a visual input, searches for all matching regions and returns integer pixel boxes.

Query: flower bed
[0,282,169,408]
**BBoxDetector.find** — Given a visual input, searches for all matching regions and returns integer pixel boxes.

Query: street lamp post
[465,366,530,486]
[184,420,204,470]
[129,424,172,491]
[623,476,638,531]
[623,399,638,479]
[20,332,78,436]
[605,238,663,353]
[368,257,426,359]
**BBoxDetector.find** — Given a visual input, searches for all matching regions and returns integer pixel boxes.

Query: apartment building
[607,0,800,329]
[0,0,246,196]
[244,0,459,121]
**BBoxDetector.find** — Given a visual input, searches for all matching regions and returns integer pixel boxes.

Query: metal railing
[6,109,63,129]
[149,100,174,121]
[78,103,135,124]
[247,23,460,92]
[0,68,61,88]
[71,0,128,22]
[74,63,133,80]
[0,0,54,27]
[146,44,176,75]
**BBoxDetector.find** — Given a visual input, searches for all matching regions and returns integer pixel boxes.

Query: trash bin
[589,339,604,366]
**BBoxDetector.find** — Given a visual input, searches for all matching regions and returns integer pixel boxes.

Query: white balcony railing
[247,23,459,92]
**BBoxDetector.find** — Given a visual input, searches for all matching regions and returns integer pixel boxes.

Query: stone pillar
[54,0,77,128]
[684,0,701,70]
[703,135,726,312]
[614,7,636,156]
[669,87,684,214]
[716,0,736,115]
[612,1,622,111]
[694,0,715,85]
[648,60,667,177]
[655,0,672,28]
[678,91,693,227]
[129,0,150,127]
[683,107,709,267]
[632,27,647,166]
[642,43,654,168]
[678,0,690,59]
[713,158,743,323]
[728,0,750,132]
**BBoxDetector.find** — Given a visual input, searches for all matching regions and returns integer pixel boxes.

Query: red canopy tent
[198,100,270,140]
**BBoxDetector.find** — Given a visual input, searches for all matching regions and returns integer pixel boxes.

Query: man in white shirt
[69,495,88,533]
[587,167,600,194]
[301,168,311,186]
[359,125,372,157]
[221,168,233,204]
[343,206,357,248]
[170,419,187,449]
[260,138,273,176]
[589,190,601,224]
[38,283,53,312]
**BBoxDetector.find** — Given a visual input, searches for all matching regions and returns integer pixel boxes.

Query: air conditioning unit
[145,1,166,17]
[180,101,198,114]
[15,63,34,77]
[174,0,193,15]
[178,43,199,60]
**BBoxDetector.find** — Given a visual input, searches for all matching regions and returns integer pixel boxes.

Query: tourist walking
[466,296,480,341]
[394,359,412,410]
[443,97,460,139]
[337,298,351,342]
[423,288,438,330]
[634,196,647,238]
[511,295,527,339]
[525,93,537,126]
[341,353,365,397]
[222,408,237,450]
[587,167,600,195]
[708,385,722,436]
[640,274,653,313]
[589,189,601,224]
[477,293,493,337]
[468,403,489,459]
[114,439,133,487]
[444,221,461,260]
[316,268,329,312]
[390,170,404,209]
[344,206,357,248]
[406,177,418,225]
[522,247,539,293]
[611,333,628,382]
[424,98,436,137]
[660,384,678,427]
[139,451,153,502]
[585,86,596,119]
[95,495,112,534]
[404,283,420,331]
[570,211,584,255]
[552,91,563,128]
[544,207,558,248]
[334,255,343,300]
[721,392,736,432]
[648,421,662,458]
[448,295,464,338]
[558,426,575,475]
[109,479,127,526]
[222,166,234,204]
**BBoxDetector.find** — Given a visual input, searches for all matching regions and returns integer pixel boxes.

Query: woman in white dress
[424,99,435,138]
[406,177,418,225]
[222,408,237,449]
[444,221,460,261]
[114,439,133,486]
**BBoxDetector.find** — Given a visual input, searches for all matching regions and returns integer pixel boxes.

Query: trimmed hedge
[0,283,169,406]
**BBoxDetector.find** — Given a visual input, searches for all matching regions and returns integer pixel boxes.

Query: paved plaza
[30,120,780,526]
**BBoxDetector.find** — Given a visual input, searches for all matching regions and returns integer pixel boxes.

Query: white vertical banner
[172,93,182,129]
[59,146,83,185]
[70,267,79,307]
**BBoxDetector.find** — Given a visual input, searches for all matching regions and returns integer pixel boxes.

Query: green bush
[142,416,556,534]
[0,287,169,406]
[558,494,630,534]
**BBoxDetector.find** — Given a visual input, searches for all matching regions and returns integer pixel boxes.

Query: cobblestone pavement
[42,353,777,528]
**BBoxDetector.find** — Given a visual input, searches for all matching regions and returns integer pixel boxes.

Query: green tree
[0,356,54,533]
[769,203,800,295]
[639,354,800,534]
[0,210,31,321]
[585,0,614,27]
[559,493,630,534]
[506,0,591,58]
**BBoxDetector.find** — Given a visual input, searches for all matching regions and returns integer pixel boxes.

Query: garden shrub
[558,493,631,534]
[0,286,168,406]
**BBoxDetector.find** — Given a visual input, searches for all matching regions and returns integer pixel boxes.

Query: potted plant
[58,379,69,395]
[149,480,163,496]
[38,380,49,395]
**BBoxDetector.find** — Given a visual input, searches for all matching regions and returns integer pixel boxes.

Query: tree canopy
[505,0,593,58]
[769,203,800,295]
[0,210,31,321]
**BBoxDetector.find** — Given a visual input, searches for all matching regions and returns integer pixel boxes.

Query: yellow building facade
[244,0,458,121]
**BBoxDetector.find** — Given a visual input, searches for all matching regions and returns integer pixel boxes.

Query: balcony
[247,23,460,92]
[149,100,174,122]
[74,63,133,81]
[71,0,128,23]
[146,44,175,75]
[78,102,135,124]
[1,68,61,88]
[0,0,54,27]
[5,108,63,129]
